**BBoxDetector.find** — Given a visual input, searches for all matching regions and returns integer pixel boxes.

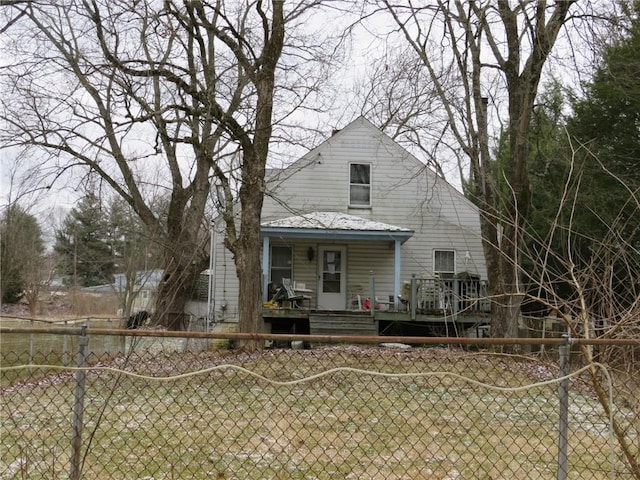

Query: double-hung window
[434,250,456,278]
[270,245,292,286]
[349,163,371,207]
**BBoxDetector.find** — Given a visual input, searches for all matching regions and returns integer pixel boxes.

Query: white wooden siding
[213,117,486,320]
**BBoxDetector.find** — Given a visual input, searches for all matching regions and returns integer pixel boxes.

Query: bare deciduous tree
[372,0,578,339]
[1,1,338,340]
[352,47,452,179]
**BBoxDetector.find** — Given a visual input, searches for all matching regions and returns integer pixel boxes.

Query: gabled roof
[268,116,476,209]
[283,116,399,173]
[261,211,414,244]
[214,116,479,227]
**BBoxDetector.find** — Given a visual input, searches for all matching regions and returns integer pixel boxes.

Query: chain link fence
[1,322,639,479]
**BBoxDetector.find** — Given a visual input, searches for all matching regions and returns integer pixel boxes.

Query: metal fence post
[29,319,34,375]
[70,327,89,480]
[410,275,417,321]
[63,320,69,366]
[369,271,375,318]
[107,318,112,352]
[557,336,571,480]
[183,315,193,352]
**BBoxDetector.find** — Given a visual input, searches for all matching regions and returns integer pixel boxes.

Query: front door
[317,246,347,310]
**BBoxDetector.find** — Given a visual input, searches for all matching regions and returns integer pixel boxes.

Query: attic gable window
[349,163,371,207]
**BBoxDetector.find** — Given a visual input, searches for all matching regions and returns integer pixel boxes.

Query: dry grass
[0,345,634,479]
[68,291,120,316]
[1,290,119,319]
[0,318,125,387]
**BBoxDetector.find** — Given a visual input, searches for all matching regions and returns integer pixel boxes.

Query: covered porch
[261,212,414,311]
[260,212,489,337]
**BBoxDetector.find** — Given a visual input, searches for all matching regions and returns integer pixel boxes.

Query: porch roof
[261,211,414,244]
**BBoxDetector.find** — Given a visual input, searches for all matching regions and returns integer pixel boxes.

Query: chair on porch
[349,284,364,310]
[282,278,311,309]
[375,295,395,310]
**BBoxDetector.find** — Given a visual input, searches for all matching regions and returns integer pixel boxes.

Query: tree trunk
[227,159,266,349]
[231,122,270,349]
[154,224,207,330]
[480,1,574,340]
[225,1,284,349]
[485,214,524,341]
[475,173,523,341]
[155,258,204,331]
[235,209,264,339]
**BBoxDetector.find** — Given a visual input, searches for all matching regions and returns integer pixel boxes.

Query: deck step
[309,313,377,336]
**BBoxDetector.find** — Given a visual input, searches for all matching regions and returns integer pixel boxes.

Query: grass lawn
[0,317,125,386]
[0,344,635,479]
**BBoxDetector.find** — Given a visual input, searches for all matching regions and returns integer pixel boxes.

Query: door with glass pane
[317,246,346,310]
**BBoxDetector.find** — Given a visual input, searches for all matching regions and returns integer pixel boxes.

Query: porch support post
[394,239,401,309]
[262,236,270,302]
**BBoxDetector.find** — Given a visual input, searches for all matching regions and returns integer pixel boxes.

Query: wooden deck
[262,276,492,337]
[263,307,489,337]
[262,306,569,342]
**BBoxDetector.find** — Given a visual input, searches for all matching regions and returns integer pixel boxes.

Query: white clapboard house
[208,116,490,336]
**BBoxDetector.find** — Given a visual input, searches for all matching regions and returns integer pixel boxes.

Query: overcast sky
[0,1,609,241]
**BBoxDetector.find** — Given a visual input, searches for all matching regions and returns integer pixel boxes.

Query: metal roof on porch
[260,211,414,243]
[260,212,413,306]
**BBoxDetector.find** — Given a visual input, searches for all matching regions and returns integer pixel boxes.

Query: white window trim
[348,162,372,208]
[270,245,293,283]
[433,249,456,276]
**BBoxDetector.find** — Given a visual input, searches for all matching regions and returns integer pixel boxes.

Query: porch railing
[399,275,491,317]
[412,277,491,315]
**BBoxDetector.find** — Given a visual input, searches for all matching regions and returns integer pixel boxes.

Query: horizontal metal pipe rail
[2,326,639,346]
